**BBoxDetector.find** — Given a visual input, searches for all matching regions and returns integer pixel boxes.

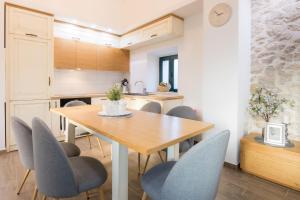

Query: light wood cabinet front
[77,41,98,70]
[7,35,52,100]
[54,38,129,71]
[54,38,77,69]
[98,46,129,72]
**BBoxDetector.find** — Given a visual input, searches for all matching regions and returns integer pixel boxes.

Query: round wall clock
[209,3,232,27]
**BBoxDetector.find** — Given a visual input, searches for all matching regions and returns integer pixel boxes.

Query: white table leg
[112,141,128,200]
[167,143,180,161]
[65,119,76,144]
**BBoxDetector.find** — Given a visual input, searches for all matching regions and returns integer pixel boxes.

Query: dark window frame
[159,55,178,92]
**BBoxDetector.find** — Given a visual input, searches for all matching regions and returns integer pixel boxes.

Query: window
[159,55,178,92]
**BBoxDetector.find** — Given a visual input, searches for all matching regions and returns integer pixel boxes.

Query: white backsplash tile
[52,69,127,96]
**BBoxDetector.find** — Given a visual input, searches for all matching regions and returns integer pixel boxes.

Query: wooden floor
[1,137,300,200]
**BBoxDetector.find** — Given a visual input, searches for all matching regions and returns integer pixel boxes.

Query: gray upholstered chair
[138,102,164,175]
[11,117,80,198]
[141,130,230,200]
[32,118,108,200]
[167,106,199,152]
[141,106,199,175]
[64,100,105,156]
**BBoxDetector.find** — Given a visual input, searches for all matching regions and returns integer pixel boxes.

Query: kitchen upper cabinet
[120,30,142,48]
[54,37,77,69]
[7,35,52,100]
[6,5,53,40]
[120,15,183,49]
[98,46,130,72]
[77,41,98,70]
[55,37,129,72]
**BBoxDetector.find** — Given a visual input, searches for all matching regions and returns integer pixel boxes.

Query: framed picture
[264,123,286,146]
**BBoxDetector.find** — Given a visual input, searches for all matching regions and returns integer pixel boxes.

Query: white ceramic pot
[103,100,127,115]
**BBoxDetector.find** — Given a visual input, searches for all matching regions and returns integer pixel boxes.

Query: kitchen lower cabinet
[91,97,108,106]
[6,100,63,151]
[125,98,183,114]
[50,100,64,140]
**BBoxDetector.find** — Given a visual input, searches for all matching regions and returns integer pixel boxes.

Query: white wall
[201,0,250,164]
[130,39,180,93]
[130,0,251,165]
[178,13,203,113]
[0,0,5,150]
[52,70,126,96]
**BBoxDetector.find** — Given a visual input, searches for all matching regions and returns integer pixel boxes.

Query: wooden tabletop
[52,105,214,155]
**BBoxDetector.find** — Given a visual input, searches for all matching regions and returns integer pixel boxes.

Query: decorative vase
[255,120,267,139]
[103,100,127,115]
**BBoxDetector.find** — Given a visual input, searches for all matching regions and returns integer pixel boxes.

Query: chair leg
[142,192,148,200]
[99,187,105,200]
[97,137,105,157]
[138,153,141,176]
[142,155,151,175]
[32,186,38,200]
[16,169,31,195]
[86,191,89,199]
[87,135,92,149]
[158,151,165,163]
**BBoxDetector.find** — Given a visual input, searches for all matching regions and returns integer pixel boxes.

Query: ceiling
[7,0,201,34]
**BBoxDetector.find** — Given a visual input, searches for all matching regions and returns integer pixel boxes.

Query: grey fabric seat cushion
[141,161,176,200]
[60,142,81,157]
[70,156,108,192]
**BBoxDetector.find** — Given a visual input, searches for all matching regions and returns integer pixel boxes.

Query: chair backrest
[141,102,161,114]
[11,117,34,170]
[167,106,199,152]
[64,100,87,107]
[32,118,78,198]
[161,130,230,200]
[166,106,199,120]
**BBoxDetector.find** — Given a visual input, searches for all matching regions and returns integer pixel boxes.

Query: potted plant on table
[248,87,294,137]
[104,85,126,115]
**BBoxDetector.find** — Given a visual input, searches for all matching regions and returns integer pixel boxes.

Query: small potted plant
[248,87,294,137]
[103,85,126,115]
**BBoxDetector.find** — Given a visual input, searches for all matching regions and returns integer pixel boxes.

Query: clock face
[209,3,232,27]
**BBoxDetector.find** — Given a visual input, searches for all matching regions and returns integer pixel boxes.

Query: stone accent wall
[251,0,300,140]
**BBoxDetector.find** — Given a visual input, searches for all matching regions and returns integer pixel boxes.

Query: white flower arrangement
[248,87,294,122]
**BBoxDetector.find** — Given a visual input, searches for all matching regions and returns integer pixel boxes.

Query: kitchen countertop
[51,92,184,101]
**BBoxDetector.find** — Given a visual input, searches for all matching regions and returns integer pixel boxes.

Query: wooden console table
[240,133,300,191]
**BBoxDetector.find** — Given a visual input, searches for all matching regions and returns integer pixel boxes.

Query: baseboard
[224,162,240,170]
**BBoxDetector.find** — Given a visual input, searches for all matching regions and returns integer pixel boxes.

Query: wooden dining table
[51,105,214,200]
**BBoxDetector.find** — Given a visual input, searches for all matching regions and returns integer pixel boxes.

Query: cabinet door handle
[127,42,132,46]
[48,77,51,86]
[55,101,58,108]
[150,34,158,38]
[49,102,51,110]
[25,33,38,37]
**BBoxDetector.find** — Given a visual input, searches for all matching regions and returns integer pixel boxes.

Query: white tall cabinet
[5,4,61,151]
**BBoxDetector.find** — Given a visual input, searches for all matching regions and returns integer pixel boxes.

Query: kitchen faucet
[134,81,147,95]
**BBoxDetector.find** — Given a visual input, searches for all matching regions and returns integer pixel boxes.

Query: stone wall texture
[251,0,300,140]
